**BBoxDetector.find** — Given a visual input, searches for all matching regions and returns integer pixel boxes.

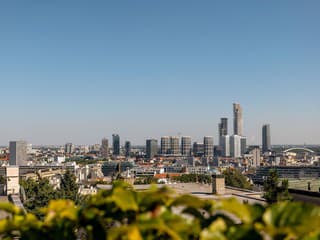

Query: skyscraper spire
[233,103,243,136]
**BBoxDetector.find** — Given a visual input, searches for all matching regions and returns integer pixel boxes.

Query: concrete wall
[6,166,20,195]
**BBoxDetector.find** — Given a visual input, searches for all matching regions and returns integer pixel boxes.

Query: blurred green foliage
[0,181,319,240]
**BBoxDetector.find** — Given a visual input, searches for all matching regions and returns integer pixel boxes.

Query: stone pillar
[212,174,225,195]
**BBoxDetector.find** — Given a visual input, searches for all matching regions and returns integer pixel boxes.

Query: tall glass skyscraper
[124,141,131,157]
[112,134,120,156]
[262,124,271,153]
[219,118,228,137]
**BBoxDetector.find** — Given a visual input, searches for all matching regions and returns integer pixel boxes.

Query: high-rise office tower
[249,146,261,167]
[124,141,131,157]
[146,139,158,159]
[181,136,192,156]
[170,136,180,155]
[220,135,230,157]
[219,118,228,137]
[161,136,170,155]
[240,136,247,155]
[101,138,109,159]
[233,103,243,136]
[230,135,241,158]
[193,142,204,157]
[9,141,28,166]
[204,136,214,158]
[112,134,120,156]
[65,143,74,154]
[262,124,271,153]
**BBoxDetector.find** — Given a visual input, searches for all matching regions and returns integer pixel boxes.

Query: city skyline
[0,1,319,145]
[1,101,319,146]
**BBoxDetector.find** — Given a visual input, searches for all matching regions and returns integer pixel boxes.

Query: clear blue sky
[0,1,319,145]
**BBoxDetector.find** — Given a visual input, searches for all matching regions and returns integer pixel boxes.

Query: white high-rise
[220,135,230,157]
[230,135,241,158]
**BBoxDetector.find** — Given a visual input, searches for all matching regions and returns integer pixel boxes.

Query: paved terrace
[97,183,266,205]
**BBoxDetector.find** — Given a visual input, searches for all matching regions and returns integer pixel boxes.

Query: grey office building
[240,136,247,155]
[9,141,28,166]
[146,139,158,159]
[65,143,74,154]
[101,138,109,159]
[204,136,214,158]
[233,103,243,136]
[161,136,170,155]
[170,136,180,155]
[112,134,120,156]
[181,136,192,156]
[262,124,271,153]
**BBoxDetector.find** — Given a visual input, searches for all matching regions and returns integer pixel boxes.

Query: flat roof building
[9,141,28,166]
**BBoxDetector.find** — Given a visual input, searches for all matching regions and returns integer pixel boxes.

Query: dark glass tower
[219,118,228,137]
[262,124,271,153]
[124,141,131,157]
[112,134,120,156]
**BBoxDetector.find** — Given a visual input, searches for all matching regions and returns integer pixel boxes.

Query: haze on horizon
[0,1,319,146]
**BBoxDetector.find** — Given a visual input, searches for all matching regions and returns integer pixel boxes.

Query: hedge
[0,181,319,240]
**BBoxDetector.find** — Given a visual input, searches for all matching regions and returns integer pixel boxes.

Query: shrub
[0,182,319,239]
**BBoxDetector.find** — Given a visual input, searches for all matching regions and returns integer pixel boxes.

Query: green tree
[134,176,158,185]
[223,168,253,190]
[20,178,60,216]
[264,169,291,204]
[60,170,80,203]
[173,174,212,184]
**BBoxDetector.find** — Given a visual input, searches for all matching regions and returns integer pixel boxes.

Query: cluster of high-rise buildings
[146,136,214,158]
[63,103,272,161]
[4,103,274,166]
[218,103,247,158]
